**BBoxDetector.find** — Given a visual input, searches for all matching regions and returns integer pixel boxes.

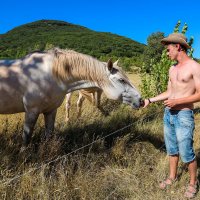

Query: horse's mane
[51,48,109,87]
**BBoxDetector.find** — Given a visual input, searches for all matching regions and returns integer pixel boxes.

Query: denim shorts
[163,107,195,163]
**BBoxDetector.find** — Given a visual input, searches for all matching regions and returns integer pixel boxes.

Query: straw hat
[161,33,191,49]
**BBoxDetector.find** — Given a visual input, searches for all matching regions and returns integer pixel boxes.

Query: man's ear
[176,44,181,51]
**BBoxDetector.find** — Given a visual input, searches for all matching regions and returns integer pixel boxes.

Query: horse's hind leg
[65,93,72,122]
[43,109,57,139]
[23,111,39,147]
[77,93,85,118]
[91,92,95,106]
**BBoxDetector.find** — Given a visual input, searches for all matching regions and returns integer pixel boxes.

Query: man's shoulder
[189,59,200,75]
[190,59,200,68]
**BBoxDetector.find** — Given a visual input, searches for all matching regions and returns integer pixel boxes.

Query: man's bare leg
[159,155,179,189]
[188,159,197,185]
[169,155,179,179]
[184,159,198,198]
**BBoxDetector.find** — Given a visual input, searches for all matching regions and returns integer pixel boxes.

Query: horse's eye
[119,78,126,84]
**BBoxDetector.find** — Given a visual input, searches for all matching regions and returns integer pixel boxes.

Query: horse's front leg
[23,111,39,147]
[43,109,57,139]
[95,90,103,108]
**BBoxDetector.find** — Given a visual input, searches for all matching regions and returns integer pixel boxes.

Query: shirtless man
[143,33,200,198]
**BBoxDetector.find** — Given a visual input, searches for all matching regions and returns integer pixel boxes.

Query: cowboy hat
[161,33,191,49]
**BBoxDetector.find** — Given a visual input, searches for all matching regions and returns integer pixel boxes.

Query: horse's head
[51,49,143,108]
[103,59,143,109]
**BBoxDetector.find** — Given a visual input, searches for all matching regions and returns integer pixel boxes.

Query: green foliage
[140,21,194,98]
[143,32,165,72]
[173,20,181,33]
[0,20,145,70]
[141,50,172,98]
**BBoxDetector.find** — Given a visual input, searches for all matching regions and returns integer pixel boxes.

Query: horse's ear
[107,59,113,71]
[113,59,119,66]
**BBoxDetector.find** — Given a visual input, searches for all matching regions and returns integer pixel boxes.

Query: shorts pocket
[178,112,194,128]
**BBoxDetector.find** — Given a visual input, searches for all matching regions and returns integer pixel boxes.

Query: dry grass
[127,72,141,88]
[0,74,200,199]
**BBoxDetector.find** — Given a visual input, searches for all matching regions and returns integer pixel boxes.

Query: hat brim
[161,38,191,49]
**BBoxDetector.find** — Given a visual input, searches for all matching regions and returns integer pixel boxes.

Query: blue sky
[1,0,200,58]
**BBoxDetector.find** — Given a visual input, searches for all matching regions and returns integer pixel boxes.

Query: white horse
[65,88,103,122]
[0,48,142,146]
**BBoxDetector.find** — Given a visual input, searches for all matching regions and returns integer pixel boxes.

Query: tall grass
[0,92,200,199]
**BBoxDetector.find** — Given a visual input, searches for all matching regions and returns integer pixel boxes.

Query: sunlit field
[0,73,200,199]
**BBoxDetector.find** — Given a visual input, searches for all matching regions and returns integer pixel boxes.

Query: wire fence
[1,109,199,188]
[0,110,163,186]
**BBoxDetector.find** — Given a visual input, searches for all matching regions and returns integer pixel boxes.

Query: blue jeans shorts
[163,107,195,163]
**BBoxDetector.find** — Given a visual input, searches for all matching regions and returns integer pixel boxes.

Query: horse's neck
[64,80,100,93]
[60,60,107,93]
[51,52,110,93]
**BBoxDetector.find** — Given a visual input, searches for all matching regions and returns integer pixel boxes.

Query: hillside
[0,20,145,65]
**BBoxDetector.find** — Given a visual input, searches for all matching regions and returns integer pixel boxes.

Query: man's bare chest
[170,67,193,84]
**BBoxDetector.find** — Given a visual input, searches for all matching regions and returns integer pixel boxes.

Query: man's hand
[164,99,177,108]
[142,99,151,108]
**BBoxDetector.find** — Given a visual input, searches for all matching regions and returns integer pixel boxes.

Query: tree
[143,32,165,72]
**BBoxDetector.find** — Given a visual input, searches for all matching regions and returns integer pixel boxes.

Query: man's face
[166,44,179,60]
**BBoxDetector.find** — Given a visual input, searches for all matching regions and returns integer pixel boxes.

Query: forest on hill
[0,20,145,70]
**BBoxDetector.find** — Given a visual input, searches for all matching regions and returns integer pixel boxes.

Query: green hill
[0,19,145,68]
